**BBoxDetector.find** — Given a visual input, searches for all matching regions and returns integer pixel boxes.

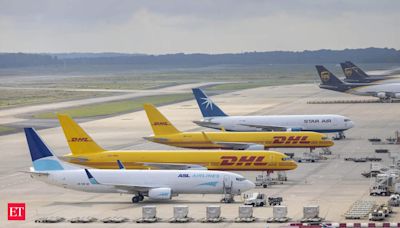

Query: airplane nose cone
[245,180,256,190]
[349,121,355,129]
[291,161,298,169]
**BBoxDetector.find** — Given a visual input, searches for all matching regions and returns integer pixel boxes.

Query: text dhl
[70,137,90,142]
[272,136,310,144]
[220,156,267,166]
[153,121,169,126]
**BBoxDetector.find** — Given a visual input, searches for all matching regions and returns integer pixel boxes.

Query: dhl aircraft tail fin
[143,104,180,135]
[57,114,105,155]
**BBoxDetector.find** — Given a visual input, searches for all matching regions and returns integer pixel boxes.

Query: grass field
[0,63,361,109]
[0,125,15,134]
[34,93,192,119]
[0,88,114,109]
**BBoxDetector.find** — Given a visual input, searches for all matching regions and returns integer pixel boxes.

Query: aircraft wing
[201,132,264,150]
[84,169,160,193]
[212,142,264,150]
[100,182,159,193]
[139,162,208,170]
[238,124,301,132]
[61,156,89,163]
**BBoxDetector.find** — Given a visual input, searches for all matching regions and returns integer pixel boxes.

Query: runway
[0,83,399,227]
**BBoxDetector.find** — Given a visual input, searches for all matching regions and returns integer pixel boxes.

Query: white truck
[244,193,266,207]
[389,194,400,206]
[293,152,324,163]
[369,210,385,221]
[369,204,392,221]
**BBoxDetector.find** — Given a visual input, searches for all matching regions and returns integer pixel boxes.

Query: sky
[0,0,399,54]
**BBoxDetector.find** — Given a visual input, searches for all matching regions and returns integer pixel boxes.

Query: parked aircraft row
[24,86,355,203]
[316,62,400,102]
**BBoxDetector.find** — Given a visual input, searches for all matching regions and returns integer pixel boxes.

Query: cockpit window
[236,177,246,181]
[321,136,328,140]
[282,157,292,161]
[344,119,351,122]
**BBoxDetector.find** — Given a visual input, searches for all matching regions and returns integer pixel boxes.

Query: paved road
[0,82,224,125]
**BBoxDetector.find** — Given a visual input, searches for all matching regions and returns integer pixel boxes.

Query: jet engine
[394,93,400,98]
[148,187,172,200]
[376,92,387,98]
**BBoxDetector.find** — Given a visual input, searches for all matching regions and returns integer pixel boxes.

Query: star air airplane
[191,88,354,139]
[317,65,400,103]
[24,128,255,203]
[57,114,297,171]
[143,104,334,150]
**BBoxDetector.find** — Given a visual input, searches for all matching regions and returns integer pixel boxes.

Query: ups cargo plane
[57,114,297,171]
[340,61,396,83]
[340,61,395,83]
[143,104,333,150]
[316,65,400,103]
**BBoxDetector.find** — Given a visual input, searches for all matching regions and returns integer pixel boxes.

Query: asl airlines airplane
[143,104,333,150]
[340,61,394,83]
[57,114,297,171]
[192,88,353,139]
[24,128,255,203]
[316,65,400,103]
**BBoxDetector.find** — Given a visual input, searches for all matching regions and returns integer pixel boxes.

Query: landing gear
[132,196,140,203]
[132,194,144,203]
[138,195,144,201]
[333,131,346,140]
[380,97,393,103]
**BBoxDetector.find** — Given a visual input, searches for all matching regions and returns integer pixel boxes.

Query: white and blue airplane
[24,128,255,203]
[192,88,354,139]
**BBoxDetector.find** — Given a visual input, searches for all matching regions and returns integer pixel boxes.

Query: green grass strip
[34,93,192,119]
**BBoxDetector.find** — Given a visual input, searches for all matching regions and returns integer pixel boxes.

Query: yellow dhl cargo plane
[143,104,334,150]
[57,114,297,171]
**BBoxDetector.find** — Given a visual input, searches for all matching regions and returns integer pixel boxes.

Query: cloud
[0,0,399,53]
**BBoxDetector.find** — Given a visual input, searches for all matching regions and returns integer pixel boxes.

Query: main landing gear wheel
[132,194,144,203]
[132,196,140,203]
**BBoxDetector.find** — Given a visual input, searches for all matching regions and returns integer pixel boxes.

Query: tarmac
[1,83,399,227]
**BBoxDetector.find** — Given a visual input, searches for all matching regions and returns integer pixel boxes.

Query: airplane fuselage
[62,150,297,171]
[145,131,333,149]
[194,115,353,133]
[347,83,400,98]
[32,169,254,195]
